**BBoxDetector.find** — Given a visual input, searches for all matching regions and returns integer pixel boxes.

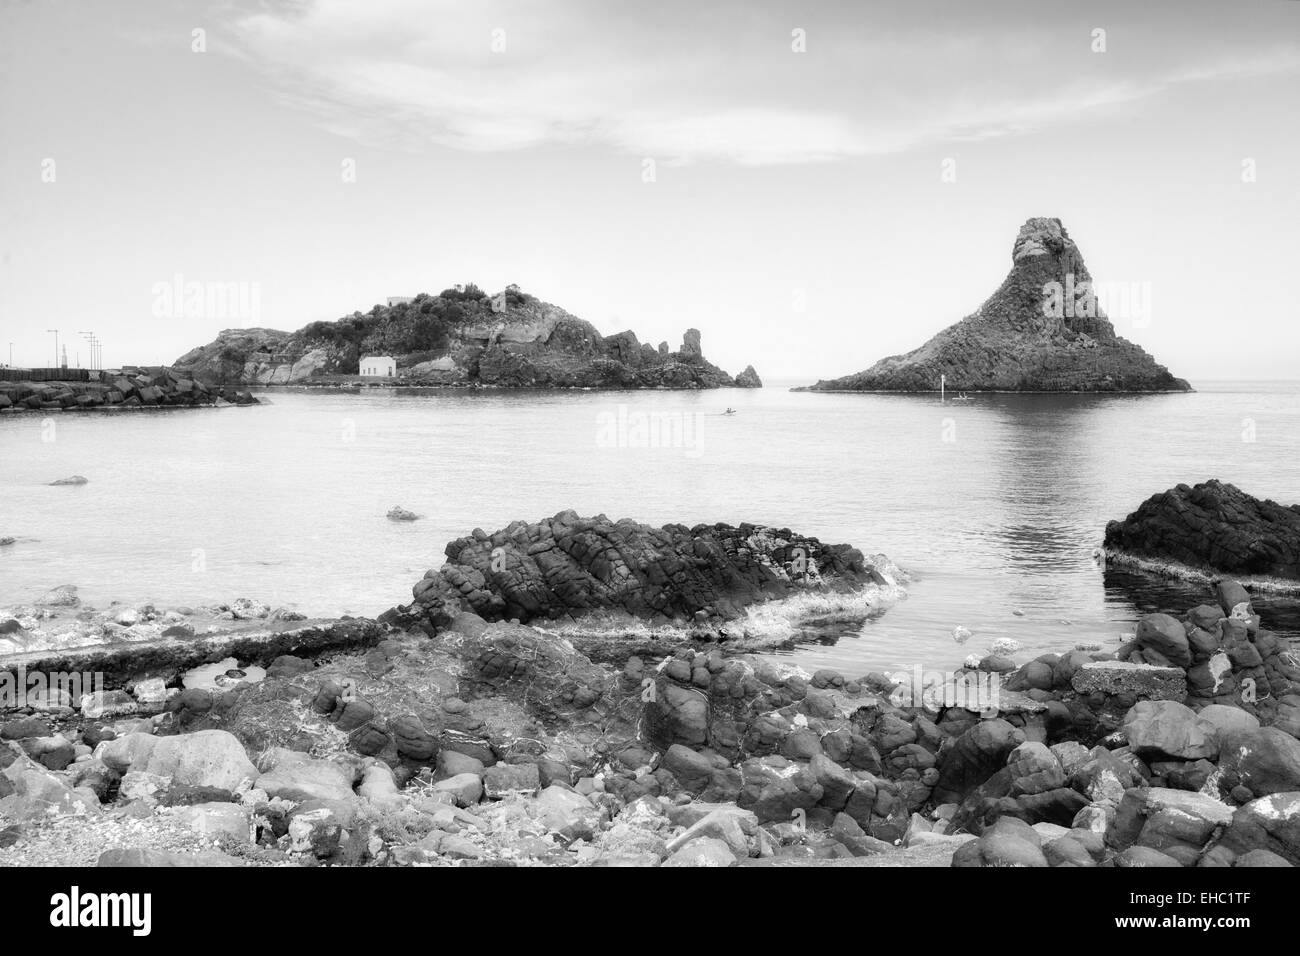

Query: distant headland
[175,284,762,391]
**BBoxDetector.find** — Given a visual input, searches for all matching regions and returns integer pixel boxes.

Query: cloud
[220,0,1300,165]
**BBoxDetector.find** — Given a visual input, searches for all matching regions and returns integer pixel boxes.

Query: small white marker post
[940,373,945,403]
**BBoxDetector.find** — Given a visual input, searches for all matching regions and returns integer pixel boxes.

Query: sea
[2,380,1298,675]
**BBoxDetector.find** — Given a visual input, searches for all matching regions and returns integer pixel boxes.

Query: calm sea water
[2,381,1298,674]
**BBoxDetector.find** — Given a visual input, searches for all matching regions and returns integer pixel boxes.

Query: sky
[1,0,1298,381]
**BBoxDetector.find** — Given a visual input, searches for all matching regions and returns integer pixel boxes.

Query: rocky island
[1105,480,1300,588]
[799,218,1191,393]
[176,284,761,390]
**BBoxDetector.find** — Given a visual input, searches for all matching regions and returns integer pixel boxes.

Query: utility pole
[78,331,100,370]
[46,329,58,369]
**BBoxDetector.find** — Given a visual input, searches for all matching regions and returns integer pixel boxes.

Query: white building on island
[359,355,396,378]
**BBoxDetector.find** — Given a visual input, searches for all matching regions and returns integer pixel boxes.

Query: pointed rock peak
[800,218,1191,393]
[1010,217,1090,282]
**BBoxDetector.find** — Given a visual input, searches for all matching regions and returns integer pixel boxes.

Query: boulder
[36,584,80,607]
[952,818,1048,868]
[1108,787,1233,852]
[1122,701,1217,760]
[1218,792,1300,864]
[737,756,823,824]
[1217,727,1300,798]
[933,719,1024,803]
[1114,846,1183,867]
[1196,704,1259,740]
[170,802,253,844]
[255,748,357,802]
[665,807,751,859]
[432,773,484,807]
[483,762,540,799]
[98,731,257,792]
[661,836,737,867]
[1134,614,1192,667]
[1070,661,1186,701]
[0,753,100,820]
[529,784,602,839]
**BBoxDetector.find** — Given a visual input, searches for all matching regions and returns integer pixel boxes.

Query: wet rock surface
[1105,480,1300,584]
[400,512,899,647]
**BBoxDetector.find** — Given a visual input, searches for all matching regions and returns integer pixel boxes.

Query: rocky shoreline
[1105,480,1300,591]
[4,539,1299,866]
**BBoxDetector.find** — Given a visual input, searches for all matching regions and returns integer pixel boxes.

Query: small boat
[722,407,737,415]
[951,393,973,402]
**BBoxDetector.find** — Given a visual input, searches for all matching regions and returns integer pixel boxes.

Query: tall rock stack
[802,217,1191,392]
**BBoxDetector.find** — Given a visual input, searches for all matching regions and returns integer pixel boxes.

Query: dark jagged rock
[175,286,756,390]
[403,511,891,631]
[734,365,763,388]
[1104,480,1300,584]
[800,218,1191,393]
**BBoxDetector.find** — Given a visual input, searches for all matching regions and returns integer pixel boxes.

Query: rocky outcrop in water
[175,286,755,389]
[1105,480,1300,584]
[734,365,763,388]
[801,218,1191,393]
[400,512,893,634]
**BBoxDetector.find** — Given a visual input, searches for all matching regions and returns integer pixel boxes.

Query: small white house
[359,355,396,378]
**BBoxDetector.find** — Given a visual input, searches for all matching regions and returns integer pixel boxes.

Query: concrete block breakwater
[0,367,258,412]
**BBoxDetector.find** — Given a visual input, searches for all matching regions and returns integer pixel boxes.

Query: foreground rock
[396,512,901,654]
[1104,480,1300,585]
[800,218,1190,393]
[175,285,757,390]
[4,571,1297,868]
